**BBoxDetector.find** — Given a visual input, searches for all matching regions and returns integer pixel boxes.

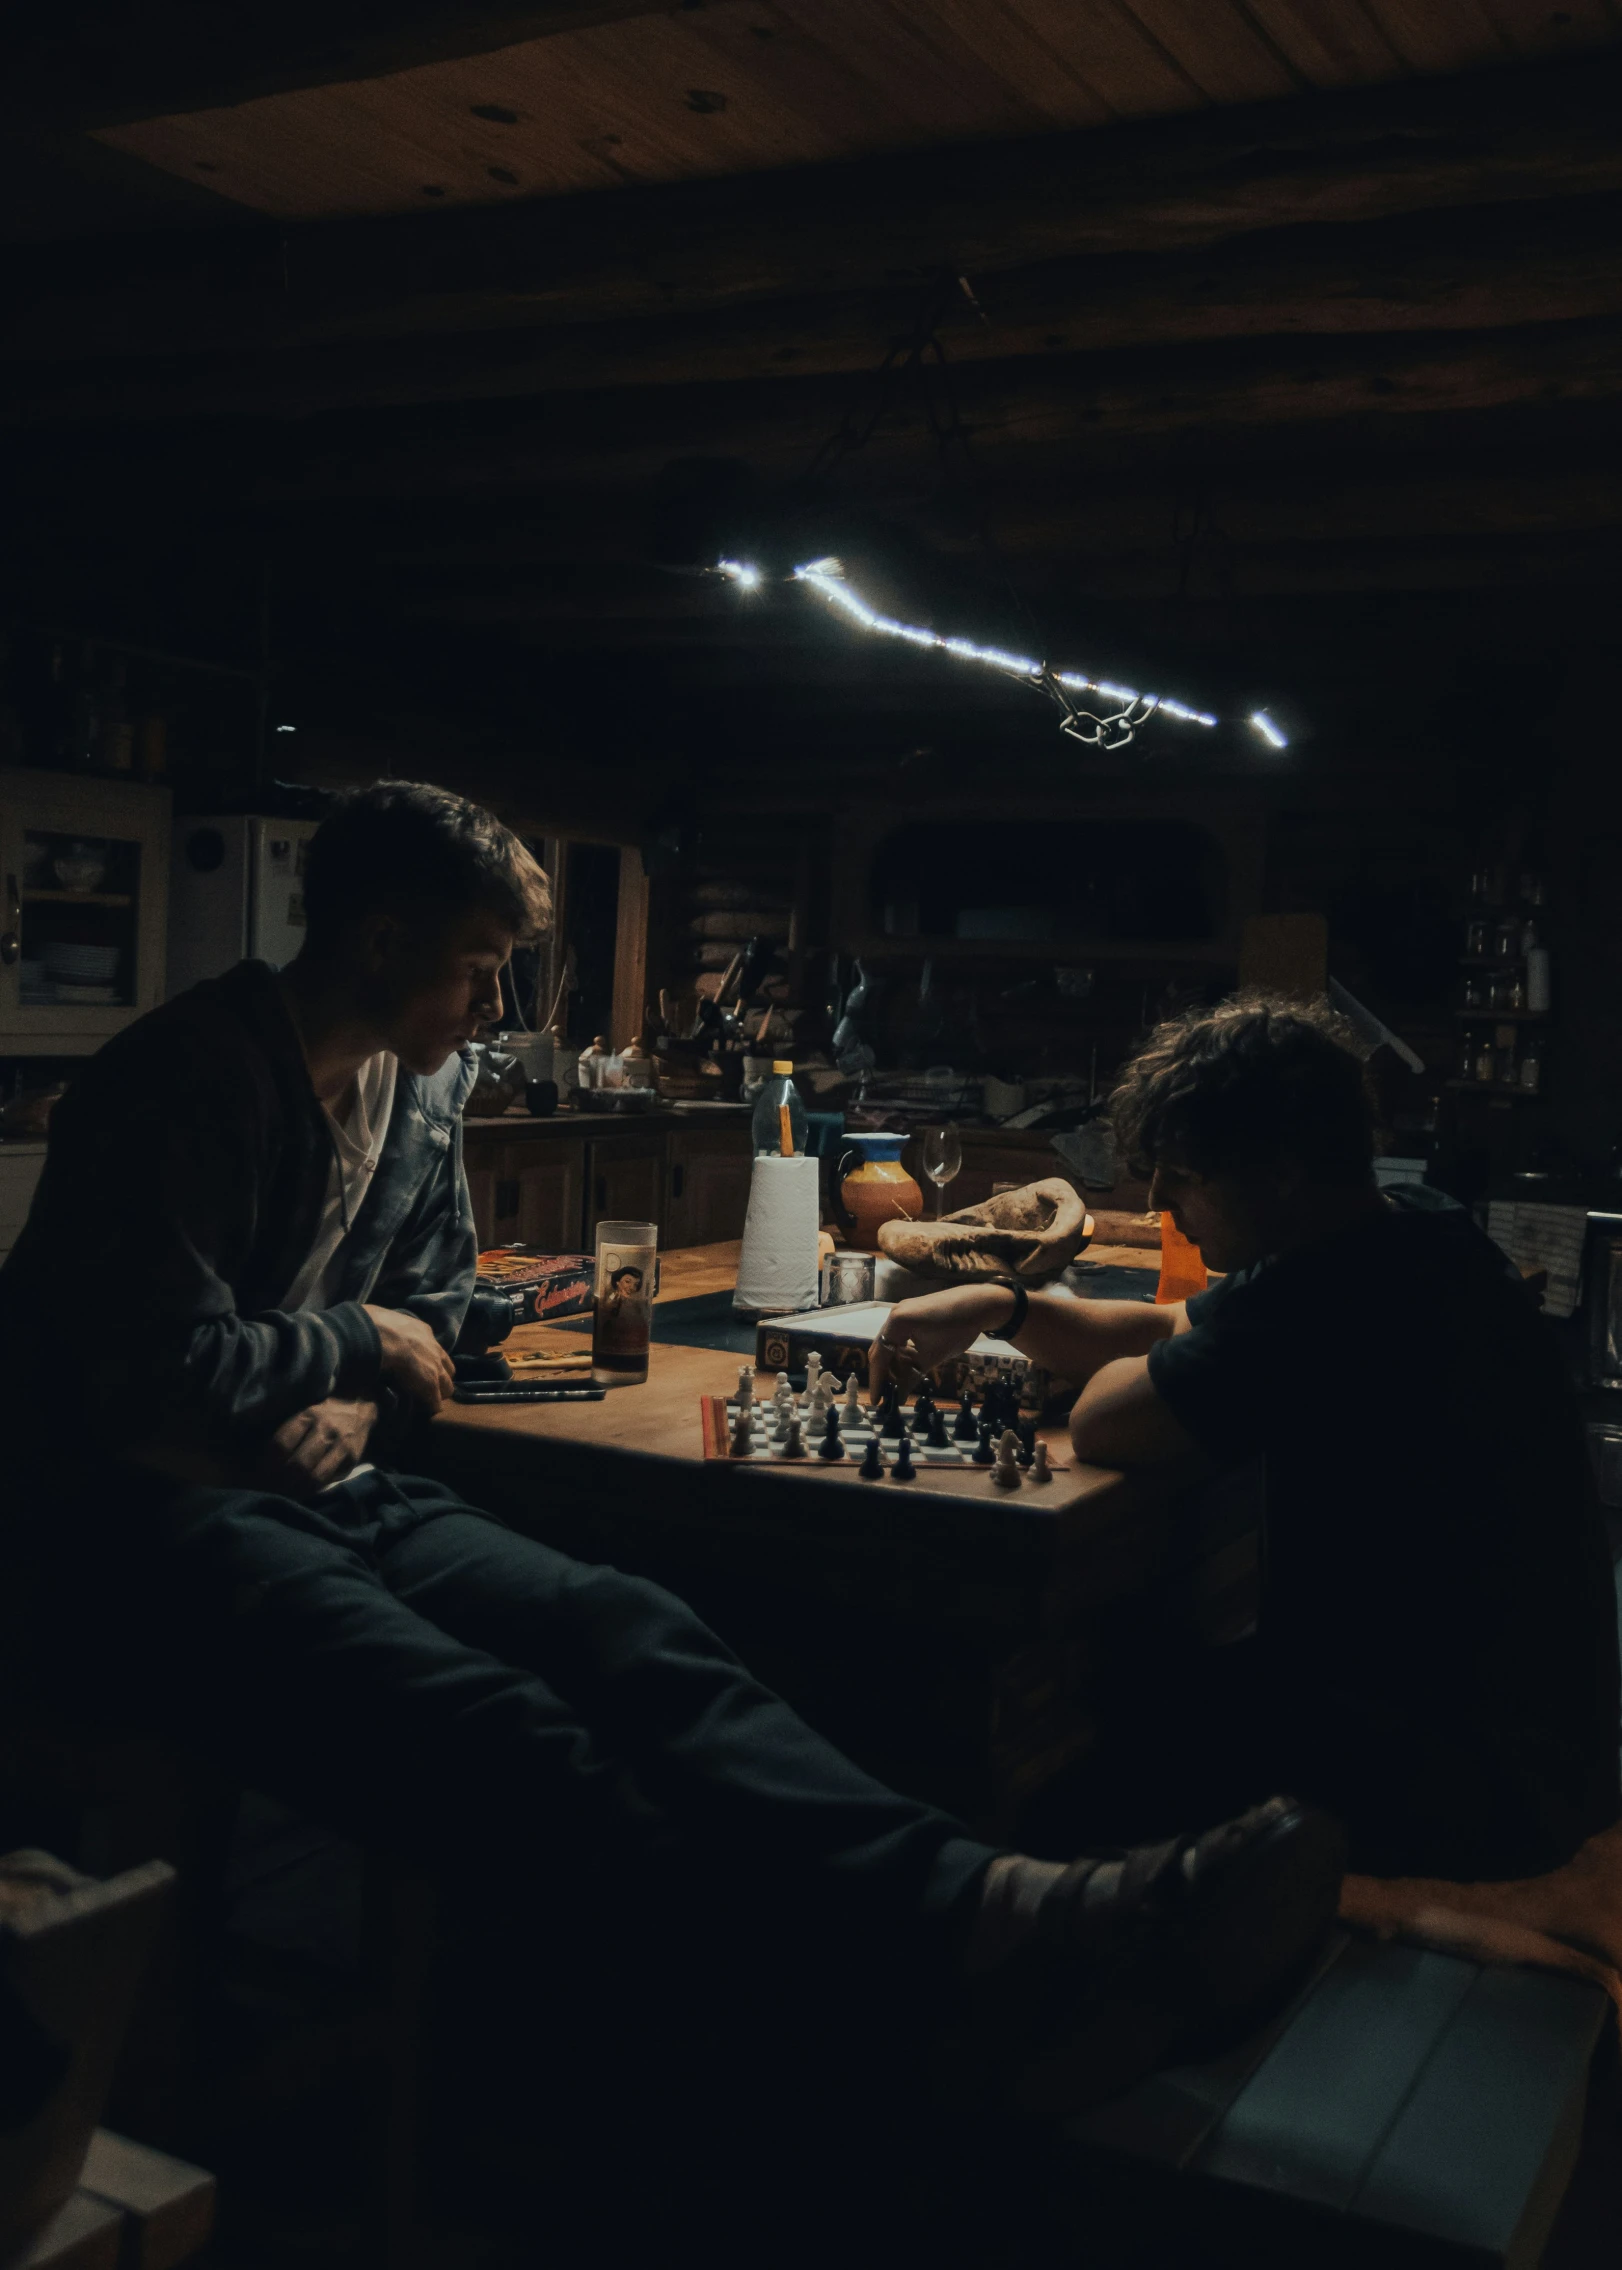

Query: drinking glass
[920,1126,963,1219]
[591,1219,658,1386]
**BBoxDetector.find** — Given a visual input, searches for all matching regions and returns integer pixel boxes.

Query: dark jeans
[6,1459,995,1942]
[7,1461,1015,2257]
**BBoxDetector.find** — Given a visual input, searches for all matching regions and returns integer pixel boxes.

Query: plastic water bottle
[751,1060,807,1156]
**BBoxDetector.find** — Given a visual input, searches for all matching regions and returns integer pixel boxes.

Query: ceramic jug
[836,1133,924,1252]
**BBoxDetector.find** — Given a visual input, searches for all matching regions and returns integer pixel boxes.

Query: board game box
[474,1247,594,1325]
[751,1301,1032,1396]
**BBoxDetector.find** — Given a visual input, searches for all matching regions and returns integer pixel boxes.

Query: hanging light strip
[716,556,1282,746]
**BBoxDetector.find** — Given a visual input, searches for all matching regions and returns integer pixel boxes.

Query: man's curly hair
[1109,993,1375,1187]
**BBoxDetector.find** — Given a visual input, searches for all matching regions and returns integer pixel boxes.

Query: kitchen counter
[463,1102,751,1136]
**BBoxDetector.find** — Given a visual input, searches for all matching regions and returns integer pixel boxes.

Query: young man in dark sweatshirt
[874,998,1621,1883]
[0,782,1341,2146]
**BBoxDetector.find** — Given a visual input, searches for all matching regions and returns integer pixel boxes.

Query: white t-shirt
[285,1051,399,1312]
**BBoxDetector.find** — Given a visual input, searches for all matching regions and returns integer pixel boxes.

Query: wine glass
[920,1125,962,1219]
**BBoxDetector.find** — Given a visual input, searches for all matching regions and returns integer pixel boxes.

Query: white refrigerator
[167,814,321,997]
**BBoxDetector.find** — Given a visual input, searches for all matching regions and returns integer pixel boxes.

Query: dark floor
[86,1500,1622,2268]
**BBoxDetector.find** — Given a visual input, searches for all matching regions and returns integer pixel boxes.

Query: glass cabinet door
[0,772,170,1051]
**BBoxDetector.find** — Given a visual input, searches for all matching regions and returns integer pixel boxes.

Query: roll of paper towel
[733,1153,822,1316]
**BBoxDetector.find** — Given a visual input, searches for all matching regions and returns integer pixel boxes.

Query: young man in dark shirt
[0,785,1342,2152]
[875,998,1621,1882]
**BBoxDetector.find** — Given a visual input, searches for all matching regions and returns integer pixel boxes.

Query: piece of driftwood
[1086,1208,1163,1251]
[0,1851,175,2260]
[878,1179,1093,1281]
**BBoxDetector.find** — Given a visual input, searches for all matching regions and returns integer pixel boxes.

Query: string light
[711,557,1292,752]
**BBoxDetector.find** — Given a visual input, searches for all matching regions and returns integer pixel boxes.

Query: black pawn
[860,1436,885,1480]
[819,1406,845,1461]
[972,1419,996,1467]
[892,1433,915,1481]
[926,1406,951,1451]
[913,1389,936,1429]
[880,1387,906,1440]
[953,1393,978,1443]
[1016,1419,1037,1469]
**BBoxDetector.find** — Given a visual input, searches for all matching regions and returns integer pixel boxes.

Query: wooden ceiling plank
[1113,0,1305,105]
[899,0,1118,129]
[987,0,1210,118]
[1237,0,1408,83]
[741,0,1067,147]
[1356,0,1515,76]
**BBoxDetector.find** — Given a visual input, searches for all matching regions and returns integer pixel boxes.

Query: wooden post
[1239,914,1328,999]
[610,842,649,1052]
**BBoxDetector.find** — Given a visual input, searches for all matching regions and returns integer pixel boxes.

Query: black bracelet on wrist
[994,1277,1030,1342]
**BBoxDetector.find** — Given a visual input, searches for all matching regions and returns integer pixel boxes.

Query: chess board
[705,1392,1058,1477]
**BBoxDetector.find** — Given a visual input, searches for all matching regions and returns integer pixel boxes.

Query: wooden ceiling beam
[10,196,1622,425]
[11,54,1622,362]
[84,318,1622,498]
[0,3,679,131]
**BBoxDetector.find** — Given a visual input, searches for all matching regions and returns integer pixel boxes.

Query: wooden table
[424,1241,1254,1828]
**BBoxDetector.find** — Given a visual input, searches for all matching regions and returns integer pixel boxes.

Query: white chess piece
[841,1375,863,1432]
[805,1351,823,1401]
[735,1364,756,1413]
[730,1403,756,1458]
[1030,1440,1052,1484]
[991,1427,1023,1490]
[773,1371,791,1405]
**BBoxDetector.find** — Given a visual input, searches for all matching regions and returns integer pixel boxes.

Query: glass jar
[1464,919,1489,960]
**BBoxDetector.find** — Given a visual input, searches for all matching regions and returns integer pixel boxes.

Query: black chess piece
[859,1435,884,1480]
[952,1393,978,1443]
[818,1405,845,1461]
[926,1406,951,1451]
[972,1420,996,1466]
[892,1433,915,1481]
[880,1387,905,1440]
[912,1389,936,1429]
[1016,1419,1037,1469]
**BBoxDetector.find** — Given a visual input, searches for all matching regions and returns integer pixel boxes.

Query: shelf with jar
[1452,857,1552,1099]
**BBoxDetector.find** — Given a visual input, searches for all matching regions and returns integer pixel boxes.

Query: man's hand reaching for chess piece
[868,1283,1017,1401]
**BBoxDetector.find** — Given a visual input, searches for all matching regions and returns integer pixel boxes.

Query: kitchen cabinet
[664,1125,753,1248]
[460,1111,754,1254]
[0,769,170,1054]
[465,1137,585,1251]
[585,1135,664,1240]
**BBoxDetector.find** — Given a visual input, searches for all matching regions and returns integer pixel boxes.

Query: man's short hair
[1109,993,1375,1188]
[302,780,552,951]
